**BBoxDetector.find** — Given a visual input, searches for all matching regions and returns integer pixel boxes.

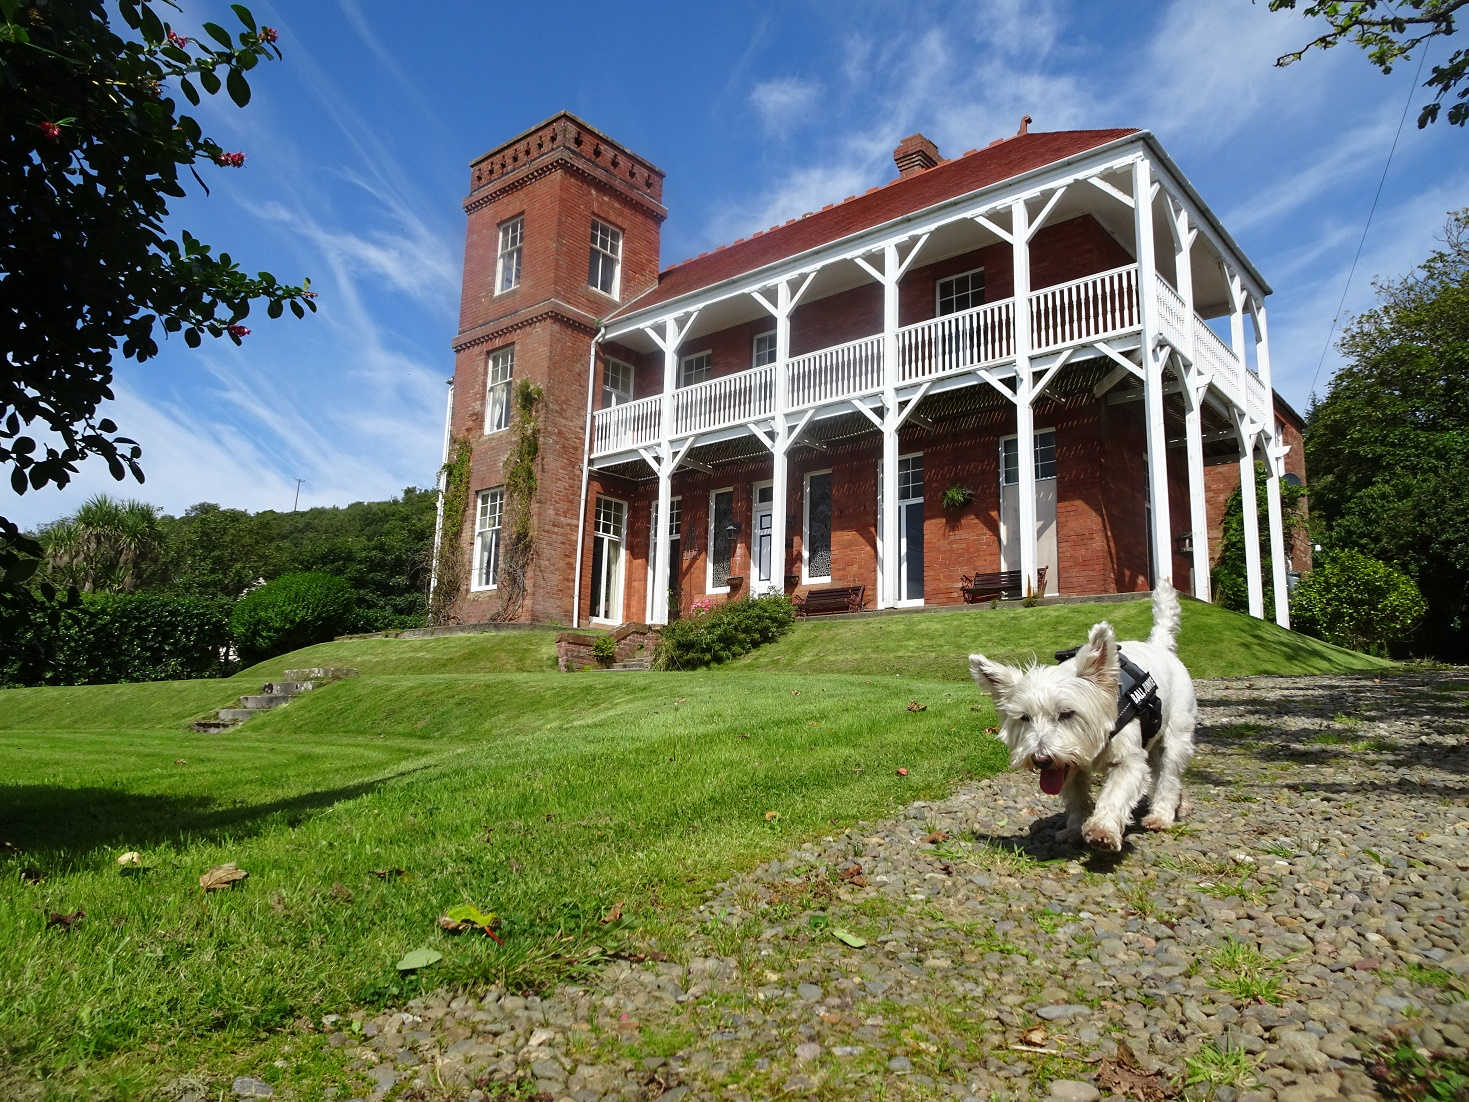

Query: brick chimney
[893,133,941,178]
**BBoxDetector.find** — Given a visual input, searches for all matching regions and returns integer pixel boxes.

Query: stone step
[591,661,652,672]
[283,667,358,682]
[262,680,314,695]
[216,707,262,722]
[192,718,240,733]
[240,693,293,710]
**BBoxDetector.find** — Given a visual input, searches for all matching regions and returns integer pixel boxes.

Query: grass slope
[729,598,1390,680]
[0,603,1386,1097]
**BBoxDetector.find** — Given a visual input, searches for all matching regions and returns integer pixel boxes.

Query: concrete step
[192,718,240,733]
[283,667,358,682]
[240,693,293,710]
[262,680,314,694]
[216,707,262,722]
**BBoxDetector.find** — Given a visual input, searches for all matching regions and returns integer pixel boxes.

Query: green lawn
[730,598,1390,680]
[0,606,1386,1098]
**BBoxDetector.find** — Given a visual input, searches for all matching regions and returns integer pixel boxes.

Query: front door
[590,496,626,623]
[898,454,924,603]
[999,430,1059,595]
[752,482,774,590]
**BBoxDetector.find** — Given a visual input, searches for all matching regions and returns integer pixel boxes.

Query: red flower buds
[227,324,251,338]
[260,27,278,44]
[39,122,61,141]
[215,152,246,167]
[167,30,191,49]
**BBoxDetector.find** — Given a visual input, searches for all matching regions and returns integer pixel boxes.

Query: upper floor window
[603,357,633,407]
[937,268,985,316]
[752,330,777,367]
[679,351,712,388]
[485,345,514,433]
[496,215,523,294]
[471,488,503,591]
[588,219,622,298]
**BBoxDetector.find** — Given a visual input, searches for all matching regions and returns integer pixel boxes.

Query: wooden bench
[793,584,866,617]
[960,565,1048,603]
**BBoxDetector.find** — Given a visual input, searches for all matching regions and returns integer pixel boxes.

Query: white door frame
[897,452,924,607]
[590,494,628,625]
[802,468,833,585]
[751,480,774,591]
[1000,430,1059,595]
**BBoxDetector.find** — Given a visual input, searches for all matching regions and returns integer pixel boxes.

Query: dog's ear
[1072,621,1119,695]
[969,653,1020,701]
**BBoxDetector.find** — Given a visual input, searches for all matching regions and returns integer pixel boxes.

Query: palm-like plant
[41,495,163,592]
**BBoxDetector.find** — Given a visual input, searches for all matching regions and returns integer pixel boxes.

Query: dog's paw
[1056,825,1084,846]
[1141,812,1173,831]
[1081,819,1123,852]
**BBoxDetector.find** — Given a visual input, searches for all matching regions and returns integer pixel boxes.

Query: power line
[1308,44,1430,403]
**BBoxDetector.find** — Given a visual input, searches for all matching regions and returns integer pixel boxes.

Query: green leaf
[202,21,232,48]
[184,327,201,348]
[830,928,867,948]
[199,68,220,96]
[395,948,442,972]
[231,3,256,31]
[138,4,163,44]
[179,77,199,107]
[226,68,250,108]
[445,903,496,927]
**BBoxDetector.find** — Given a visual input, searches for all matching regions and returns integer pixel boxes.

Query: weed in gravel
[1209,939,1290,1004]
[1157,853,1235,878]
[1392,963,1468,1001]
[1198,873,1273,905]
[1184,1040,1260,1092]
[1258,841,1295,858]
[1212,721,1270,747]
[1365,1035,1469,1100]
[1033,908,1076,934]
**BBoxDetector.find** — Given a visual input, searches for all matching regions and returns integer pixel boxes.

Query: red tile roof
[609,128,1139,320]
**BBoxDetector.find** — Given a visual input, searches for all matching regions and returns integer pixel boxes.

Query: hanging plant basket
[942,485,974,510]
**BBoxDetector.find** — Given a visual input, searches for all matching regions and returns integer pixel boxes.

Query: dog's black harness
[1054,646,1163,746]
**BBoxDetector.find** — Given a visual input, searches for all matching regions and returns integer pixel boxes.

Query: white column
[1236,421,1264,620]
[1011,198,1038,595]
[1171,209,1210,601]
[1134,158,1173,585]
[427,379,455,610]
[651,318,680,625]
[1255,303,1290,628]
[880,243,901,609]
[768,280,792,597]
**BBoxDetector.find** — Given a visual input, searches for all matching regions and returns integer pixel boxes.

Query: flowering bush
[691,595,715,617]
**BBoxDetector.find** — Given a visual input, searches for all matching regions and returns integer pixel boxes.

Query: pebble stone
[286,670,1467,1101]
[230,1078,274,1099]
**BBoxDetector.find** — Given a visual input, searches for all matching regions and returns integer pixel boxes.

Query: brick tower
[445,112,666,624]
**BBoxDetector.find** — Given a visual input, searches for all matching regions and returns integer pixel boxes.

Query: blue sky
[10,0,1468,528]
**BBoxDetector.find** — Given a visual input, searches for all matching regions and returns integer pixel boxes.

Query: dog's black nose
[1033,753,1053,769]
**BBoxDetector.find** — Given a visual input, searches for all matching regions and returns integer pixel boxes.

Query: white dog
[969,580,1196,851]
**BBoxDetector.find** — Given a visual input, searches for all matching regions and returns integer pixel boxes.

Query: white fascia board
[1138,133,1272,300]
[602,135,1151,342]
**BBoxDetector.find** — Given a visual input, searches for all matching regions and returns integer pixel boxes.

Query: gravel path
[308,670,1469,1102]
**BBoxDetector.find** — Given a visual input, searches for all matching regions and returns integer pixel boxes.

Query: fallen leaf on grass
[438,904,504,944]
[328,883,354,903]
[830,928,866,949]
[199,863,248,892]
[764,810,780,822]
[46,909,84,931]
[906,700,927,712]
[369,867,408,880]
[1021,1025,1048,1046]
[174,759,187,765]
[896,768,909,777]
[924,831,949,844]
[117,851,143,867]
[395,948,442,972]
[601,901,624,924]
[837,863,868,887]
[790,689,800,696]
[1097,1039,1171,1101]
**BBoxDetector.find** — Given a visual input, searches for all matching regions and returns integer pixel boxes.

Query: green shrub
[592,633,617,662]
[654,593,795,670]
[230,572,355,664]
[1290,549,1425,656]
[0,591,230,687]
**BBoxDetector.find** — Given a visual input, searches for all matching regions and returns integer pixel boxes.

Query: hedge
[0,590,231,687]
[229,571,355,664]
[654,593,795,670]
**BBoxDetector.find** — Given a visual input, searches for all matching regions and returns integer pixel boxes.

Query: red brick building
[435,112,1305,629]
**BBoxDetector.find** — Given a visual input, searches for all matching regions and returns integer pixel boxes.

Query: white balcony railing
[1031,264,1140,353]
[1152,276,1190,357]
[590,264,1270,458]
[591,393,661,455]
[672,364,774,436]
[899,298,1014,382]
[787,333,883,408]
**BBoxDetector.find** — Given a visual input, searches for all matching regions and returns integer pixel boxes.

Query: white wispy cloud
[749,77,823,137]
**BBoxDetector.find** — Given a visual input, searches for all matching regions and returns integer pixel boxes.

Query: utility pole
[293,478,306,512]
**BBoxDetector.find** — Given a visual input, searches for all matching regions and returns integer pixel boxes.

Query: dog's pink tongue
[1040,766,1068,795]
